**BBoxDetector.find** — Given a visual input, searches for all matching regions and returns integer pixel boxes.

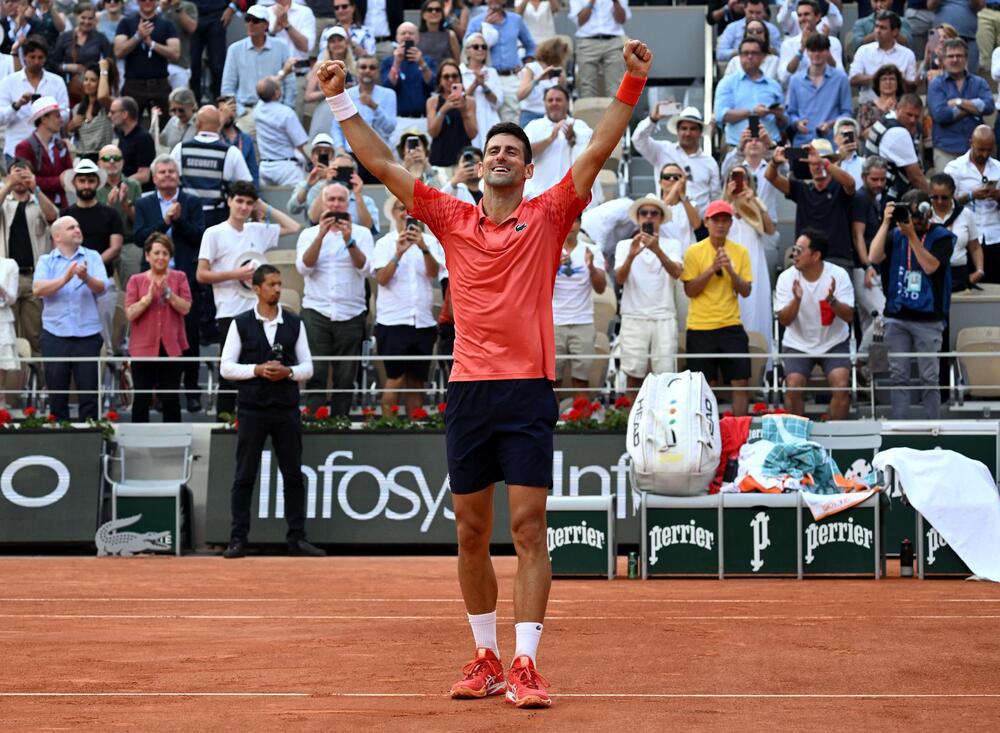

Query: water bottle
[899,538,914,577]
[869,312,889,375]
[627,551,639,579]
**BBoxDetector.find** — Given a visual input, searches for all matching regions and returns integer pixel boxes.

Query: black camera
[891,205,911,225]
[405,216,422,231]
[316,150,330,167]
[461,150,476,166]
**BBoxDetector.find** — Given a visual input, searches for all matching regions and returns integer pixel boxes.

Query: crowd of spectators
[0,0,998,424]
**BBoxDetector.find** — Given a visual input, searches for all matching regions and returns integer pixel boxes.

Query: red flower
[590,401,602,411]
[105,410,119,422]
[411,407,429,420]
[233,419,239,429]
[572,396,589,410]
[820,413,831,422]
[560,410,571,420]
[751,402,768,414]
[770,407,788,414]
[314,406,330,420]
[24,406,36,417]
[301,406,312,417]
[566,408,583,421]
[614,395,632,409]
[0,408,11,426]
[47,413,56,422]
[437,402,447,413]
[390,404,400,414]
[362,406,375,417]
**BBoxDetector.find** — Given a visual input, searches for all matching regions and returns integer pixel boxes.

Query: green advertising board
[546,497,615,577]
[205,430,635,546]
[917,515,972,577]
[722,494,800,576]
[0,429,104,544]
[642,495,720,578]
[115,495,180,555]
[801,496,882,577]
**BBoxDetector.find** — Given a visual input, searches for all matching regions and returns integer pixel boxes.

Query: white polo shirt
[198,221,280,319]
[850,42,917,103]
[295,223,375,321]
[568,0,631,37]
[944,153,1000,246]
[371,231,444,328]
[523,116,595,201]
[613,235,683,318]
[552,241,607,326]
[267,2,316,61]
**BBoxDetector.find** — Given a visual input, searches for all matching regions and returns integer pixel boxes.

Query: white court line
[2,613,1000,621]
[2,597,999,604]
[2,692,999,700]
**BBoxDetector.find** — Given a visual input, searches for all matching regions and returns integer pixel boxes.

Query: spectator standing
[906,0,936,61]
[778,0,845,88]
[171,104,253,228]
[159,87,197,150]
[516,0,559,43]
[269,0,316,118]
[776,0,843,36]
[515,35,568,127]
[0,35,69,166]
[295,182,375,415]
[66,59,115,159]
[14,97,73,211]
[51,3,113,108]
[929,172,983,290]
[766,140,857,269]
[444,0,470,37]
[863,93,929,197]
[418,0,461,66]
[850,155,890,350]
[0,161,58,359]
[31,216,108,420]
[943,126,1000,282]
[327,0,376,58]
[363,0,404,62]
[219,263,324,559]
[461,33,502,150]
[716,0,782,64]
[524,87,596,201]
[978,0,1000,75]
[109,96,156,188]
[551,215,605,396]
[381,22,437,141]
[930,0,981,74]
[96,0,126,45]
[927,39,995,172]
[396,128,447,187]
[714,37,786,148]
[707,0,747,34]
[255,77,310,187]
[856,64,904,140]
[0,0,42,56]
[613,195,683,393]
[774,228,856,419]
[633,106,721,219]
[427,61,479,172]
[32,0,66,49]
[217,96,260,187]
[328,53,398,181]
[113,0,180,118]
[833,117,864,189]
[681,200,753,417]
[568,0,628,98]
[372,199,444,414]
[189,0,238,104]
[220,5,296,136]
[159,0,198,91]
[850,11,918,103]
[869,193,954,419]
[467,0,536,123]
[851,0,914,55]
[723,19,781,81]
[125,232,192,422]
[133,155,206,411]
[196,181,300,416]
[785,33,852,147]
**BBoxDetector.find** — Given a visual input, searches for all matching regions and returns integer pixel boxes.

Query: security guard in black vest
[219,264,326,558]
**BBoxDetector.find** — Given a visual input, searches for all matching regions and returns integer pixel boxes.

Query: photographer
[441,146,484,204]
[219,264,325,560]
[299,147,379,233]
[868,191,955,419]
[295,182,374,416]
[372,198,443,416]
[427,60,477,173]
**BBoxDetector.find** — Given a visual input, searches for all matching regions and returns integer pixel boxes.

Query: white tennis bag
[626,371,722,496]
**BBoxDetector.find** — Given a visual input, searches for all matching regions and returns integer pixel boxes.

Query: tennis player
[316,41,652,709]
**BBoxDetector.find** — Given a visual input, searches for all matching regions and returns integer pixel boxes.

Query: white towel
[873,448,1000,582]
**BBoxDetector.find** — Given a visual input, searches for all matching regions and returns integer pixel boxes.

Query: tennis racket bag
[627,371,721,496]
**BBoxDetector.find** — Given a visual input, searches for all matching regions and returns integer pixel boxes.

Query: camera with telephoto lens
[891,204,911,225]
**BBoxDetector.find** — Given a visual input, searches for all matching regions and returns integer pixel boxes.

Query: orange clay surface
[1,556,998,731]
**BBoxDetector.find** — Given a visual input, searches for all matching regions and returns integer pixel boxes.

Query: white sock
[467,611,499,657]
[514,622,543,663]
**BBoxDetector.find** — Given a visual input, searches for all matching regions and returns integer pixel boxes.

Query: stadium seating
[954,327,1000,400]
[265,249,305,298]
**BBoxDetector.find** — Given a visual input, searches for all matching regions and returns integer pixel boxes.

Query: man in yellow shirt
[681,200,753,416]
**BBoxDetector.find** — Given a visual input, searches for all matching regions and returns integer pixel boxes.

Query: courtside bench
[546,496,616,579]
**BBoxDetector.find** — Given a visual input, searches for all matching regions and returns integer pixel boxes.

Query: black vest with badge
[864,118,915,200]
[234,308,302,409]
[179,137,230,225]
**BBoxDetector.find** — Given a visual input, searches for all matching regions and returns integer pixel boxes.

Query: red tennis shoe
[450,648,506,699]
[505,655,551,708]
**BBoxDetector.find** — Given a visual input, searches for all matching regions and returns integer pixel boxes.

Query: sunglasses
[467,44,486,50]
[660,173,681,181]
[441,73,461,80]
[425,6,443,11]
[100,155,123,162]
[637,208,662,217]
[334,4,352,9]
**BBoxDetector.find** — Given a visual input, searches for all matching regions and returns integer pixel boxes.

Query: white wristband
[326,92,358,122]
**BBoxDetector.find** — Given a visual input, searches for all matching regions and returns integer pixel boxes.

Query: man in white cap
[632,104,721,220]
[14,95,73,210]
[255,75,310,186]
[0,34,68,165]
[220,5,297,136]
[613,195,683,395]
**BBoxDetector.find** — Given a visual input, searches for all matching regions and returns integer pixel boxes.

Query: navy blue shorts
[445,378,559,494]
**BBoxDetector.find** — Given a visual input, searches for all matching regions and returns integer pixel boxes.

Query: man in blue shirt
[32,216,110,420]
[467,0,536,122]
[786,33,852,147]
[715,37,787,146]
[380,22,436,142]
[927,38,996,172]
[331,53,397,173]
[716,0,784,62]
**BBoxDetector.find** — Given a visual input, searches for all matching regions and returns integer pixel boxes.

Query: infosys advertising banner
[205,431,636,544]
[0,430,104,543]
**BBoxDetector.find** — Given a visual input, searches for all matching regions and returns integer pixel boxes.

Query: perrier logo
[804,516,874,564]
[648,520,715,565]
[547,520,605,557]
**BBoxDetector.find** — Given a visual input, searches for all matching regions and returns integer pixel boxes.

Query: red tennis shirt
[410,170,590,382]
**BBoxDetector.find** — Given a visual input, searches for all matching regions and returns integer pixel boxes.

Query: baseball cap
[245,5,269,21]
[704,200,734,219]
[311,133,335,151]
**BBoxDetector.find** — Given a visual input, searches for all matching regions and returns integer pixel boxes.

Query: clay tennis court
[2,556,998,731]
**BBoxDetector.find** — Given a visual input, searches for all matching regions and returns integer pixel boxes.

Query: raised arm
[571,40,651,200]
[317,60,417,210]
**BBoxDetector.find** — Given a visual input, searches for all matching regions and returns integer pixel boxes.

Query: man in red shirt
[316,41,652,709]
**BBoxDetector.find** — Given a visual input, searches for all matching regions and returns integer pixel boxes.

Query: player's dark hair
[483,122,533,165]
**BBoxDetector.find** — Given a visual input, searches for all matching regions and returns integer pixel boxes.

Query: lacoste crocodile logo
[515,223,527,232]
[95,514,172,556]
